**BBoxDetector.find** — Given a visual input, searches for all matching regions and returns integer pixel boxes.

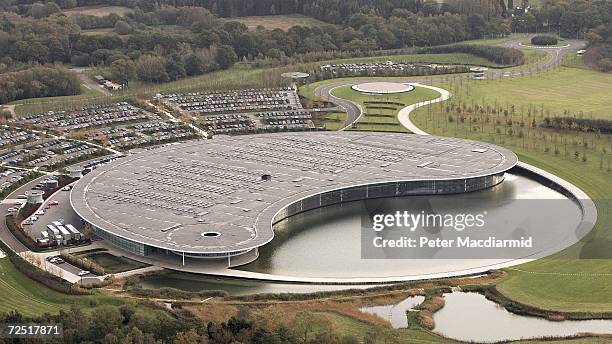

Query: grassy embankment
[0,258,124,317]
[329,85,440,132]
[410,57,612,313]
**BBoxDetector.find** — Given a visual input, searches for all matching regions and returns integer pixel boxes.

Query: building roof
[70,132,517,254]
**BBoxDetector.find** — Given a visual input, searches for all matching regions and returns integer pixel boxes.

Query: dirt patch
[223,14,330,31]
[63,6,132,17]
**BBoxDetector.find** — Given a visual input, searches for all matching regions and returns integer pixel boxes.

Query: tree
[184,54,205,76]
[165,59,187,80]
[292,312,331,343]
[174,329,208,344]
[215,45,238,69]
[136,55,169,83]
[114,20,133,35]
[110,58,136,87]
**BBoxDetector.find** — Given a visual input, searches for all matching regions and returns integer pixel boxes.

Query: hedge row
[531,35,559,46]
[128,287,228,300]
[419,44,525,66]
[60,251,106,276]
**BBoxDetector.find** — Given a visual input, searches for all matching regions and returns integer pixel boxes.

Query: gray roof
[70,132,517,254]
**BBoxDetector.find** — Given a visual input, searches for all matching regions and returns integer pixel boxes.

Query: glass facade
[273,173,506,224]
[91,225,151,256]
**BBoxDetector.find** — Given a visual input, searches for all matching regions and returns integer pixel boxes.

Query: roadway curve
[313,35,585,129]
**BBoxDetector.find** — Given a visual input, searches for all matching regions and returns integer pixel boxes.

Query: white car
[77,270,90,276]
[7,208,17,213]
[35,210,45,216]
[62,186,71,191]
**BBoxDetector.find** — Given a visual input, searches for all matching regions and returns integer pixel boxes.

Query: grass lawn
[314,311,458,343]
[0,258,122,317]
[222,14,331,31]
[330,84,440,132]
[83,252,150,274]
[320,112,347,130]
[443,63,612,119]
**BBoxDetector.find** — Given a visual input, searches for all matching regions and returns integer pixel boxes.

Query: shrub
[531,35,558,46]
[128,287,228,299]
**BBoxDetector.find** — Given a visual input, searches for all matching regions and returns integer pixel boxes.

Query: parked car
[49,200,59,206]
[77,270,90,276]
[50,258,64,264]
[62,186,72,191]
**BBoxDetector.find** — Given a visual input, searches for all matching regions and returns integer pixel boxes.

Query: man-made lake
[240,174,582,278]
[433,292,612,342]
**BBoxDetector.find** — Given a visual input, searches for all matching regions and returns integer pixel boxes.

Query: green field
[330,85,440,132]
[0,258,124,317]
[319,112,348,130]
[444,65,612,119]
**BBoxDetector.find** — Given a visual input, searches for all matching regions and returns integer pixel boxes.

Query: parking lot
[22,184,82,244]
[160,87,302,116]
[320,61,470,78]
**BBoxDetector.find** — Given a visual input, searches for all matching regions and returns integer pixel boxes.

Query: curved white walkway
[397,83,451,135]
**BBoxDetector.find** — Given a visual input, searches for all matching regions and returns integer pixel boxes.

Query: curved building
[70,132,517,267]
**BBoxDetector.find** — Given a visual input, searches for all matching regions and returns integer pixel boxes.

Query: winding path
[314,36,585,129]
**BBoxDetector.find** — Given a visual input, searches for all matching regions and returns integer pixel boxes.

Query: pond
[360,295,425,328]
[433,292,612,342]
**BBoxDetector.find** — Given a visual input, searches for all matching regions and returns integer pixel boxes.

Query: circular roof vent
[201,231,220,238]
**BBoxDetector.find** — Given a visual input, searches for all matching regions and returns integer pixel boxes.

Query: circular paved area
[352,82,415,94]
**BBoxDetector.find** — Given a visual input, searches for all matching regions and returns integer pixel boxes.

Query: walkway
[396,83,451,135]
[314,36,585,129]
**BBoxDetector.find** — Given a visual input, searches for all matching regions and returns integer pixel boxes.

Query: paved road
[72,69,112,97]
[313,36,586,129]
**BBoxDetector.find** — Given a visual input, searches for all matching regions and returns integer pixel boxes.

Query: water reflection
[240,174,582,278]
[433,292,612,342]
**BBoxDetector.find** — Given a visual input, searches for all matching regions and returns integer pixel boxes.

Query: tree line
[584,23,612,72]
[0,65,80,104]
[0,306,378,344]
[419,44,525,66]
